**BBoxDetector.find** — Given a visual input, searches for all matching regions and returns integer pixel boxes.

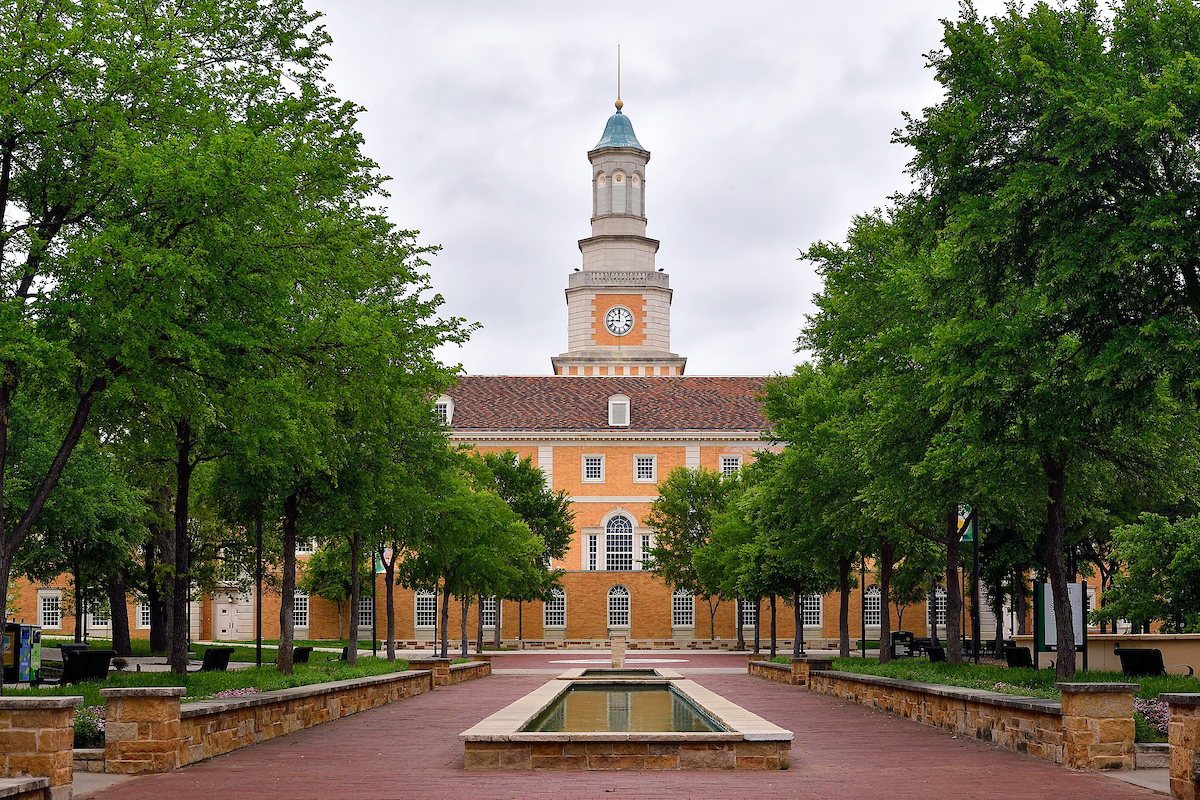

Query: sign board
[1033,581,1088,669]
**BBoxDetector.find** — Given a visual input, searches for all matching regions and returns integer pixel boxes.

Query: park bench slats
[1114,645,1194,677]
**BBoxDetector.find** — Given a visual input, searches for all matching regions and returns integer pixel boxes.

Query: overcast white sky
[309,1,1009,377]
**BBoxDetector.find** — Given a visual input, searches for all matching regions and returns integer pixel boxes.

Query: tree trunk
[107,571,132,657]
[769,596,777,659]
[148,485,173,654]
[944,505,963,666]
[736,600,745,650]
[793,591,803,657]
[838,555,852,657]
[753,599,761,654]
[382,547,396,662]
[493,601,501,649]
[347,528,360,666]
[475,596,483,655]
[1043,457,1076,679]
[169,420,196,675]
[928,574,939,646]
[277,491,299,675]
[0,555,9,695]
[439,585,450,659]
[73,565,84,643]
[707,597,718,641]
[991,587,1005,656]
[461,597,469,659]
[878,536,895,664]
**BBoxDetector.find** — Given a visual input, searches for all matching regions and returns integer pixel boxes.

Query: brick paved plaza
[74,655,1162,800]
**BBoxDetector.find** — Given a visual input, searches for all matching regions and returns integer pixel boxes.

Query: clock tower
[551,100,686,376]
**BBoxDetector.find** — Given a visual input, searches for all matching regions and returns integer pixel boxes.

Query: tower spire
[615,43,623,110]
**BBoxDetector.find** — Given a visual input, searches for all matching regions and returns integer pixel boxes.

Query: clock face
[605,306,634,336]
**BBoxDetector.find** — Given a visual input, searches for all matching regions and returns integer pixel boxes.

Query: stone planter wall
[101,687,186,775]
[0,777,51,800]
[748,657,834,686]
[70,749,104,774]
[1058,682,1136,771]
[1165,693,1200,800]
[407,659,492,686]
[0,696,81,799]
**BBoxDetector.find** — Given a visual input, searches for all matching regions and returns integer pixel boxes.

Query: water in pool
[523,684,726,733]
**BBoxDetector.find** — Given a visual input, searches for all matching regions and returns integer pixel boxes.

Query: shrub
[771,655,792,665]
[111,657,128,671]
[74,705,105,748]
[1134,698,1169,742]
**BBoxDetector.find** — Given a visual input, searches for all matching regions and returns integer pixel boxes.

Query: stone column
[407,658,450,686]
[1057,682,1136,771]
[611,635,626,668]
[1163,693,1200,800]
[0,696,82,800]
[791,657,834,686]
[101,687,185,774]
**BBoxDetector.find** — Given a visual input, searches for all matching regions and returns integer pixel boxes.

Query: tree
[644,467,736,639]
[1094,513,1200,633]
[298,542,373,641]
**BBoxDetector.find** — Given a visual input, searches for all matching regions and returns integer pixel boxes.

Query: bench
[35,649,114,687]
[928,646,946,663]
[1003,646,1053,670]
[190,646,235,673]
[274,646,313,665]
[1114,645,1194,677]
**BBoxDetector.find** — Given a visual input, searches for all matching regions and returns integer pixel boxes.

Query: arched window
[933,586,947,627]
[605,515,634,571]
[630,173,642,215]
[544,588,565,628]
[608,585,630,628]
[672,589,694,628]
[864,585,881,627]
[415,590,436,629]
[596,173,608,215]
[611,171,626,213]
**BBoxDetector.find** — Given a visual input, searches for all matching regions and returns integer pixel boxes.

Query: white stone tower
[551,99,686,376]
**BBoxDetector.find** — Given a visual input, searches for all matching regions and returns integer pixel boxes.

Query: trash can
[890,630,914,659]
[2,623,42,684]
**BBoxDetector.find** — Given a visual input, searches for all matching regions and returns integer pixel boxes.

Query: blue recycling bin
[3,623,42,684]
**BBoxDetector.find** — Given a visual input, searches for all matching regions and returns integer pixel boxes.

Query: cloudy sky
[309,0,1009,377]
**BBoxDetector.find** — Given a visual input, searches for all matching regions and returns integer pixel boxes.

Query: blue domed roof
[593,109,646,151]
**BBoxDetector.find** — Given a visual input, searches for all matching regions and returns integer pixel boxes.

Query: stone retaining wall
[463,739,789,771]
[809,671,1066,763]
[748,658,834,686]
[0,777,51,800]
[1165,693,1200,800]
[178,670,433,766]
[70,749,104,774]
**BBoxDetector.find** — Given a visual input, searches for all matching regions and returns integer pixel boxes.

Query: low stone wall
[70,749,104,774]
[748,657,834,686]
[0,777,51,800]
[0,696,81,799]
[1165,693,1200,800]
[448,661,491,685]
[463,739,789,770]
[178,670,433,766]
[810,671,1065,763]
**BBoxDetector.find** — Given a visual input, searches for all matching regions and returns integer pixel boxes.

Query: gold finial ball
[615,98,623,110]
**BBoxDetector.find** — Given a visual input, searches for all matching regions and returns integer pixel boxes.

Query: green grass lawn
[39,637,383,661]
[828,656,1200,700]
[8,657,409,708]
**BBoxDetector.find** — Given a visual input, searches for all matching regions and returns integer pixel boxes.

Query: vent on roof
[608,394,630,427]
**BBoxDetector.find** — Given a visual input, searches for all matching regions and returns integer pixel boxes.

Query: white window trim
[415,590,437,629]
[480,597,498,629]
[863,585,882,628]
[293,591,309,629]
[295,539,315,555]
[434,394,454,425]
[582,454,606,483]
[633,454,657,483]
[358,596,374,628]
[136,600,152,630]
[802,594,823,628]
[720,455,742,477]
[672,590,695,629]
[38,591,62,630]
[607,585,631,629]
[608,394,630,427]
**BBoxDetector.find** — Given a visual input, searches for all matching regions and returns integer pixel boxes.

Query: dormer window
[608,394,630,427]
[434,394,454,425]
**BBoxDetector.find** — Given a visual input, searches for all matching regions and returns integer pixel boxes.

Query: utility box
[890,630,914,659]
[2,623,42,684]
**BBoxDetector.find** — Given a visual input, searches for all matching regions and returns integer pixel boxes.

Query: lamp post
[255,517,263,668]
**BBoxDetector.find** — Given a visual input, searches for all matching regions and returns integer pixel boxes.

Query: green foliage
[1094,513,1200,632]
[73,706,105,749]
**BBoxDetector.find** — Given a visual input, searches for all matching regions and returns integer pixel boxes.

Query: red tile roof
[446,376,770,432]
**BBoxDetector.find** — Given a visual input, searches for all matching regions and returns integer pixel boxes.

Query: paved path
[76,672,1162,800]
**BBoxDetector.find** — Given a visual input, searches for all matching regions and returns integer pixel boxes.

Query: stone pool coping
[555,667,684,681]
[460,672,792,744]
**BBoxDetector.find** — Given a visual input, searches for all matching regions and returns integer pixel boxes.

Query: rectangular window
[544,591,565,628]
[639,534,651,569]
[588,535,598,571]
[88,602,110,628]
[934,589,947,627]
[39,593,62,629]
[740,600,758,628]
[358,596,374,628]
[634,455,656,482]
[672,592,694,628]
[583,455,605,482]
[293,592,309,628]
[434,403,448,422]
[295,539,314,554]
[606,532,633,571]
[721,455,742,477]
[480,597,498,628]
[802,594,822,627]
[137,602,152,630]
[415,591,437,628]
[608,396,630,427]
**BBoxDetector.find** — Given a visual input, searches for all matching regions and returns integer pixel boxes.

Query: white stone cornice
[449,431,771,445]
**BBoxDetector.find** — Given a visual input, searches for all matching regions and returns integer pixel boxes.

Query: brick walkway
[77,672,1160,800]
